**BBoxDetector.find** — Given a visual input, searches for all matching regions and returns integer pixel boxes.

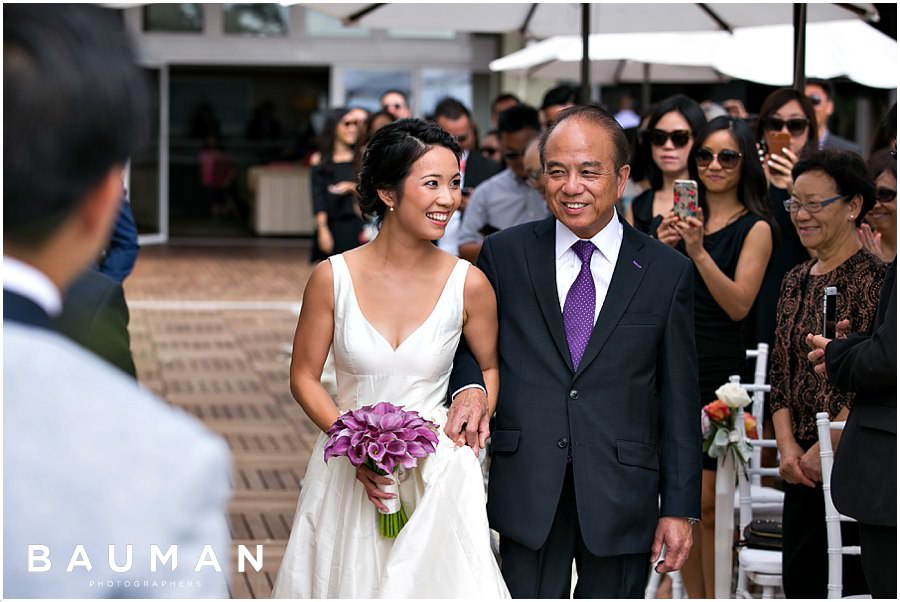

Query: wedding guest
[457,104,548,262]
[746,88,819,350]
[490,92,520,128]
[769,150,882,598]
[625,94,707,237]
[540,84,578,128]
[480,128,501,163]
[858,148,897,262]
[380,89,411,119]
[656,116,773,598]
[805,78,863,155]
[310,107,364,260]
[4,5,231,597]
[523,138,547,198]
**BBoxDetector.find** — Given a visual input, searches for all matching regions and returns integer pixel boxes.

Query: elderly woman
[858,148,897,262]
[769,150,884,598]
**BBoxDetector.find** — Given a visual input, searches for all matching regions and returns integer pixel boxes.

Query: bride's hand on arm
[290,260,342,433]
[458,267,499,452]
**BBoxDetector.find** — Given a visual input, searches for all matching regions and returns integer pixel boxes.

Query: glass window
[304,8,370,37]
[143,4,203,33]
[343,70,413,114]
[223,4,288,36]
[422,69,472,117]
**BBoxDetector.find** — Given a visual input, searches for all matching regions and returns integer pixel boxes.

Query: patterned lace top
[769,249,885,444]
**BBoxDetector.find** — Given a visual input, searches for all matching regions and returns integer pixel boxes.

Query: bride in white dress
[273,119,510,598]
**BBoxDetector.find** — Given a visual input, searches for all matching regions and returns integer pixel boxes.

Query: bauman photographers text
[27,545,264,573]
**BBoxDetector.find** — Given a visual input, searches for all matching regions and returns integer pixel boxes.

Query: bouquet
[324,401,439,537]
[701,382,758,470]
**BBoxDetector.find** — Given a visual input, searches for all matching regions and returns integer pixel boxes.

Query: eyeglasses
[695,148,743,170]
[807,94,823,107]
[783,194,848,213]
[765,116,810,136]
[876,187,897,204]
[647,129,692,148]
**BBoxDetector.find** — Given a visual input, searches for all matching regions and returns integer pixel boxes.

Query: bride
[272,119,510,598]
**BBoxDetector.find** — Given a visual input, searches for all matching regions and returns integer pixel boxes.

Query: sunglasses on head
[647,129,691,148]
[876,187,897,204]
[765,116,810,136]
[695,148,742,170]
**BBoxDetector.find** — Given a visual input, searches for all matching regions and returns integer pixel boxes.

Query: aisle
[125,242,316,598]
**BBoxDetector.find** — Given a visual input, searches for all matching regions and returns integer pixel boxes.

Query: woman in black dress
[625,94,706,237]
[657,116,774,598]
[310,107,364,261]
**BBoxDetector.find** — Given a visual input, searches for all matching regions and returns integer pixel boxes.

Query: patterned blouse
[769,250,885,444]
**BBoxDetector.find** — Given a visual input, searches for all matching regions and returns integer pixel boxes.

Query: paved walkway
[125,241,316,598]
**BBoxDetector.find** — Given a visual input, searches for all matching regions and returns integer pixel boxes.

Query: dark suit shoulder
[624,220,692,270]
[484,216,554,248]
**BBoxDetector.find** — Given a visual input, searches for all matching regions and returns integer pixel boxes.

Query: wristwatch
[686,517,701,526]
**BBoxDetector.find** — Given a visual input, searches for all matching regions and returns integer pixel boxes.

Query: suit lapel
[575,221,648,378]
[3,288,54,331]
[525,218,574,372]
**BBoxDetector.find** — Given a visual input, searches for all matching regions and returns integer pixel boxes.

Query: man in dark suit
[446,105,700,598]
[805,79,863,155]
[807,260,896,598]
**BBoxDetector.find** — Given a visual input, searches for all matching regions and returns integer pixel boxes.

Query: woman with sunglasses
[658,116,773,599]
[858,148,897,262]
[625,94,706,236]
[769,150,883,598]
[310,107,364,261]
[746,88,820,350]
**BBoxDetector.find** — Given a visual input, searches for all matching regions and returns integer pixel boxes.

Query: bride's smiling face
[388,146,461,240]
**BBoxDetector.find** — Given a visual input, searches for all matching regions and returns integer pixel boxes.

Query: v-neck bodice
[328,254,469,417]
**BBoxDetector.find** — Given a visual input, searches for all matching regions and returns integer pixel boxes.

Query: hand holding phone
[765,131,791,161]
[673,179,700,220]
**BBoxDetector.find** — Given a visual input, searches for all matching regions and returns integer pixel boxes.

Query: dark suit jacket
[451,216,700,556]
[464,151,502,191]
[822,132,863,156]
[828,260,896,526]
[3,289,54,331]
[54,270,137,377]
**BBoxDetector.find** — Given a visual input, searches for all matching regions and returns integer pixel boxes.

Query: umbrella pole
[581,3,590,103]
[792,3,807,91]
[641,63,650,112]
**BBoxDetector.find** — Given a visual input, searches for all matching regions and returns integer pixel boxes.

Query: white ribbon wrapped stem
[377,476,402,514]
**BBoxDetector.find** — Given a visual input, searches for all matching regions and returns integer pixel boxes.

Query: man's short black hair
[433,97,471,121]
[491,93,521,111]
[806,78,836,101]
[4,5,148,249]
[380,89,409,103]
[541,84,578,110]
[498,104,541,135]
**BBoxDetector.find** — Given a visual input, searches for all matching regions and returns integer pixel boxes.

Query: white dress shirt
[3,255,63,316]
[555,210,624,325]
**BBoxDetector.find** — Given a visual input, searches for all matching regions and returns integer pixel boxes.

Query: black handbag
[741,519,783,551]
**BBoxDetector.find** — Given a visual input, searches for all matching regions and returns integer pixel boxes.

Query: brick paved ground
[125,241,317,598]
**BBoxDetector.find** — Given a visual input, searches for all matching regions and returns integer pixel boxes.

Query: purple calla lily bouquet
[324,401,440,537]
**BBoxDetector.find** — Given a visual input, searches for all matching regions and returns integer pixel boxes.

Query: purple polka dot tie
[563,240,596,370]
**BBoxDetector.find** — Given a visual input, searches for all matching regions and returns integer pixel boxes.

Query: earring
[388,206,395,212]
[849,214,855,220]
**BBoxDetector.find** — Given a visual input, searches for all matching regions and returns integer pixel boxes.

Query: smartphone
[823,286,838,339]
[673,179,700,220]
[765,131,791,160]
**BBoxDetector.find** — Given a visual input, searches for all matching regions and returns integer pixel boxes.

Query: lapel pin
[632,259,642,269]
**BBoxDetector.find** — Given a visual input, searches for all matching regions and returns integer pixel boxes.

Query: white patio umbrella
[713,19,898,89]
[306,3,879,96]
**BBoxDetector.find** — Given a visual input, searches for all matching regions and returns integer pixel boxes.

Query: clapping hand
[857,223,885,261]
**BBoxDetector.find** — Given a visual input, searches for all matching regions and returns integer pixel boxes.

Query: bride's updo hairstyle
[357,118,461,221]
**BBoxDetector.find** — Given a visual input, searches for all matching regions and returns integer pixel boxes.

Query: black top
[679,211,764,363]
[630,188,663,238]
[311,161,358,220]
[745,185,810,349]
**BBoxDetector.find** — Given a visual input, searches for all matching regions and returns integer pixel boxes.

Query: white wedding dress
[272,254,510,599]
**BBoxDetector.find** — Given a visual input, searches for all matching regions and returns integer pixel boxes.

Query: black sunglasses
[481,146,498,156]
[765,116,810,136]
[876,187,897,204]
[807,93,823,107]
[695,148,743,170]
[647,129,692,148]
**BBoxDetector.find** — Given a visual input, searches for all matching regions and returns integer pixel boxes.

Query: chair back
[815,411,860,599]
[745,343,771,486]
